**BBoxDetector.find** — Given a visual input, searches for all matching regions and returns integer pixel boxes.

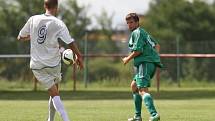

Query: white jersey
[19,14,74,69]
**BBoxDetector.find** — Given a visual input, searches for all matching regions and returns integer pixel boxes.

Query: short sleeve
[57,24,74,44]
[132,31,145,52]
[19,17,32,37]
[150,36,159,45]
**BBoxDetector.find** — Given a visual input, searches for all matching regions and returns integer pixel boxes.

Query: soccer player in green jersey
[122,13,162,121]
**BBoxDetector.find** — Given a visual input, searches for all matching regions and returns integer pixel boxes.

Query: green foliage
[144,0,215,41]
[87,39,119,54]
[0,0,42,80]
[1,0,214,84]
[0,0,91,81]
[0,0,120,83]
[95,9,114,38]
[88,58,119,81]
[87,10,119,54]
[61,57,132,86]
[59,0,91,42]
[142,0,215,81]
[0,59,32,81]
[88,9,119,53]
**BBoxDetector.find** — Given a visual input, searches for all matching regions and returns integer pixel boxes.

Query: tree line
[0,0,215,83]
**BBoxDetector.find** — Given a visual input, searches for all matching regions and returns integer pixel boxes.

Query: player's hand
[122,57,129,65]
[17,35,30,41]
[75,56,84,70]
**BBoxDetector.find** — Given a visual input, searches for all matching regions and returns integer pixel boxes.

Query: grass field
[0,87,215,121]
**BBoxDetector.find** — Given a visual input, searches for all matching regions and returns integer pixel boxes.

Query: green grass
[1,99,214,121]
[0,87,215,121]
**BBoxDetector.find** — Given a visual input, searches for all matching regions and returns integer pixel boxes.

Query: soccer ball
[62,49,75,65]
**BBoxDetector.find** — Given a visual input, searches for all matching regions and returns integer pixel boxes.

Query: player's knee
[139,88,149,96]
[49,91,59,97]
[48,85,59,97]
[131,81,138,92]
[142,93,152,101]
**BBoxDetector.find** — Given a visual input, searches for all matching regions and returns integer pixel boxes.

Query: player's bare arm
[122,51,141,65]
[154,43,161,82]
[154,44,160,53]
[17,35,30,41]
[68,42,84,69]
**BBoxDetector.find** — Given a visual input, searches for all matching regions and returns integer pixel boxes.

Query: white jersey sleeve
[18,17,32,37]
[57,24,74,44]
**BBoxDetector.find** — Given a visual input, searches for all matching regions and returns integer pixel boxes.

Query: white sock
[47,96,56,121]
[52,96,70,121]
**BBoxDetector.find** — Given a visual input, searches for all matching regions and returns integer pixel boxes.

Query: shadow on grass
[0,89,215,100]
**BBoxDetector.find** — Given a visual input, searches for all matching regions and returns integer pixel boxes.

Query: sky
[76,0,151,29]
[61,0,214,29]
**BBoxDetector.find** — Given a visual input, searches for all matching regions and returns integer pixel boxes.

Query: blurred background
[0,0,215,91]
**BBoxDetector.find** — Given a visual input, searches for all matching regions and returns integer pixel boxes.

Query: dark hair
[125,13,139,22]
[44,0,58,9]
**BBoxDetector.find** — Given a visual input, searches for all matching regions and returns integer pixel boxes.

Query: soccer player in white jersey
[17,0,83,121]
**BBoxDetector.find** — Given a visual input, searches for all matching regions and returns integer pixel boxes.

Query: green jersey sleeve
[150,36,159,45]
[129,30,146,52]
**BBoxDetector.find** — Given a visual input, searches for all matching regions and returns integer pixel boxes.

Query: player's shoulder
[31,14,45,19]
[54,17,66,26]
[139,27,148,34]
[34,14,66,27]
[23,14,41,23]
[49,16,66,28]
[131,27,139,34]
[28,14,46,22]
[132,27,144,36]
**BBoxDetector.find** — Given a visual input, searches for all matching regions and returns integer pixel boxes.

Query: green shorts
[133,62,156,88]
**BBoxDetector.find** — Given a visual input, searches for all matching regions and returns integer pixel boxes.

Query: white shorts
[32,64,62,89]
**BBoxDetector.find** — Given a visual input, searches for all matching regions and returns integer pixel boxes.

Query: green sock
[143,93,157,116]
[133,92,142,117]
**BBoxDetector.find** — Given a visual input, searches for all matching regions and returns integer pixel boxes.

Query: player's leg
[128,66,143,121]
[32,65,70,121]
[48,84,70,121]
[47,96,56,121]
[128,81,142,121]
[49,65,70,121]
[139,88,159,121]
[32,69,57,121]
[136,63,160,121]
